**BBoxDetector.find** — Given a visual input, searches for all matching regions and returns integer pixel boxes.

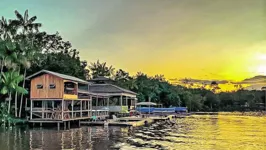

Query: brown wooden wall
[30,74,64,99]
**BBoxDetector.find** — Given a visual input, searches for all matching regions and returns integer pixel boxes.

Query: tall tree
[12,10,41,34]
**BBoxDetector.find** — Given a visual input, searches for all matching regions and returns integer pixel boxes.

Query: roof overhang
[90,92,137,98]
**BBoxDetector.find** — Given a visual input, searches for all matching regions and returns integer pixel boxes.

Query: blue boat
[136,107,187,113]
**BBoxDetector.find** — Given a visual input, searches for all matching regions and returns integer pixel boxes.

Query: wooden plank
[30,74,64,99]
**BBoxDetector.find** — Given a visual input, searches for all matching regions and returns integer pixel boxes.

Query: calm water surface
[0,115,265,150]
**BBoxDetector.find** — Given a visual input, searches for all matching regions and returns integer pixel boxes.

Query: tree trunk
[0,58,4,75]
[8,92,11,114]
[15,91,18,117]
[19,68,27,118]
[14,67,21,117]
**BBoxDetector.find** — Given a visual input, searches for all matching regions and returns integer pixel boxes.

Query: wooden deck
[29,115,108,123]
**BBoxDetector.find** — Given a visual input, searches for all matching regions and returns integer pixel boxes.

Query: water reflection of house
[26,70,136,127]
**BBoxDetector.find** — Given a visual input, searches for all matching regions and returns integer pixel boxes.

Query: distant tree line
[87,60,266,112]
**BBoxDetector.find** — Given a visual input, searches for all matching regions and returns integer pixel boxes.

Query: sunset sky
[1,0,266,86]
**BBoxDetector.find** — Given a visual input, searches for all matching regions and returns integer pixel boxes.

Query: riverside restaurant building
[26,70,137,127]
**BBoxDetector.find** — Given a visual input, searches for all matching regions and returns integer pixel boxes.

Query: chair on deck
[92,116,97,122]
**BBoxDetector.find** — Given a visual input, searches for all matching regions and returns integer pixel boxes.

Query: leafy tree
[89,60,115,78]
[0,71,27,114]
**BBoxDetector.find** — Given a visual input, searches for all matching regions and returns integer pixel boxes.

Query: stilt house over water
[26,70,108,123]
[88,76,138,115]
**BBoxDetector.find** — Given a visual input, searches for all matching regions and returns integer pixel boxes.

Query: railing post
[87,99,90,117]
[126,96,128,107]
[71,100,74,118]
[120,95,122,106]
[42,101,44,119]
[107,97,109,108]
[96,96,98,107]
[61,99,64,120]
[80,100,83,118]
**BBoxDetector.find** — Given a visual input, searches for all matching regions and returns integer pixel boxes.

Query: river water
[0,114,265,150]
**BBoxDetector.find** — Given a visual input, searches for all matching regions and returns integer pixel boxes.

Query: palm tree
[14,52,29,117]
[12,10,41,34]
[18,40,33,117]
[0,71,28,114]
[11,10,41,117]
[0,17,12,39]
[0,38,29,117]
[115,69,130,81]
[89,60,115,78]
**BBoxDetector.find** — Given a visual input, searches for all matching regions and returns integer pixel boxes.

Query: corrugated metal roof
[89,84,137,95]
[26,70,89,84]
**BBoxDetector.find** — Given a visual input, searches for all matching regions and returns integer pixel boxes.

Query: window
[37,84,43,89]
[50,84,56,89]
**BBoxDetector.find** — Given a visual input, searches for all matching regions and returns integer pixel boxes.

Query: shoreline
[190,111,266,117]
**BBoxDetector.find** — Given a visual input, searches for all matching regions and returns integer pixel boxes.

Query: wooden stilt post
[126,96,128,110]
[90,99,92,117]
[78,120,80,127]
[57,122,60,131]
[135,98,137,110]
[52,101,54,110]
[120,95,122,106]
[107,97,109,116]
[68,121,71,129]
[42,101,44,119]
[87,99,90,117]
[120,95,123,115]
[30,100,33,120]
[107,97,109,108]
[40,123,42,127]
[96,96,98,108]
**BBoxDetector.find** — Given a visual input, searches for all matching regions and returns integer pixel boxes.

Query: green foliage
[0,71,28,95]
[0,102,26,125]
[89,60,115,78]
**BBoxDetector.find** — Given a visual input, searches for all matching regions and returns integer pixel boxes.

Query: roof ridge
[26,69,88,84]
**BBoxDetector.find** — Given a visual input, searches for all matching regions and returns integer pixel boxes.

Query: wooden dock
[81,121,133,126]
[81,115,175,127]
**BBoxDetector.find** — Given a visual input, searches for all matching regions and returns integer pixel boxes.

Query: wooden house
[26,70,108,127]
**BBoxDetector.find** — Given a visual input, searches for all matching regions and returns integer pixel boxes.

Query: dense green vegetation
[0,10,90,124]
[0,10,265,125]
